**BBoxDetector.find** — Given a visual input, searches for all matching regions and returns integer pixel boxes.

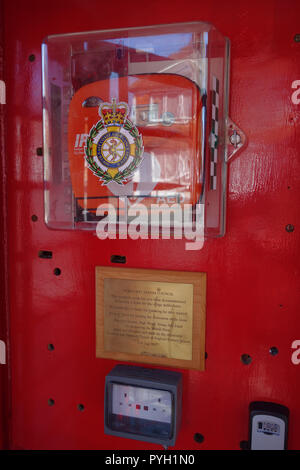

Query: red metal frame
[2,0,300,450]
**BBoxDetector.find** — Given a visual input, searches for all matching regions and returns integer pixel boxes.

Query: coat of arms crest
[85,98,144,185]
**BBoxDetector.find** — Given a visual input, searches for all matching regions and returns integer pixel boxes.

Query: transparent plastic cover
[42,22,230,238]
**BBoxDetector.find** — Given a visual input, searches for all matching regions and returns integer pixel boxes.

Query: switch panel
[112,383,172,424]
[104,364,182,447]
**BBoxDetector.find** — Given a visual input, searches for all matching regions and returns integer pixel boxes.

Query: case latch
[226,117,247,162]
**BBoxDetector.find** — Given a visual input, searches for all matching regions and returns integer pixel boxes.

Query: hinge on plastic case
[226,117,247,162]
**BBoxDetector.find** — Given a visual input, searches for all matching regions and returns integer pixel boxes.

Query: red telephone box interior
[0,0,300,450]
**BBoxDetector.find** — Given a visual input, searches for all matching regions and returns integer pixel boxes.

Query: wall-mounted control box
[249,401,289,450]
[104,364,182,447]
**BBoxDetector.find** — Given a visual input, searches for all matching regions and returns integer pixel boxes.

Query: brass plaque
[104,278,193,361]
[96,267,206,370]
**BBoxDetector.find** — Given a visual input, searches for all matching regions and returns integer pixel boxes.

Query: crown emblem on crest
[85,98,144,185]
[99,99,129,126]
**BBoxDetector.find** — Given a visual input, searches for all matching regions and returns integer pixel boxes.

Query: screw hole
[241,353,252,365]
[31,215,38,222]
[240,440,249,450]
[53,267,61,276]
[294,33,300,42]
[269,346,279,356]
[194,433,204,444]
[47,343,55,351]
[77,404,85,412]
[48,398,55,406]
[285,224,294,232]
[29,54,35,62]
[36,147,43,156]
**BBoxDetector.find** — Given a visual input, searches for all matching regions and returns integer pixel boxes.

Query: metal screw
[229,130,241,148]
[294,34,300,42]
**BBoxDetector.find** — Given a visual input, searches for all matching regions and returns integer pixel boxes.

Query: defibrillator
[68,73,205,221]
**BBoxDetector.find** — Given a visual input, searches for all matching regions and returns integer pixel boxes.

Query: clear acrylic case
[42,22,239,237]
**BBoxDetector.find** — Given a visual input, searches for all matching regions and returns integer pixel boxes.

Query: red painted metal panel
[0,0,9,449]
[2,0,300,450]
